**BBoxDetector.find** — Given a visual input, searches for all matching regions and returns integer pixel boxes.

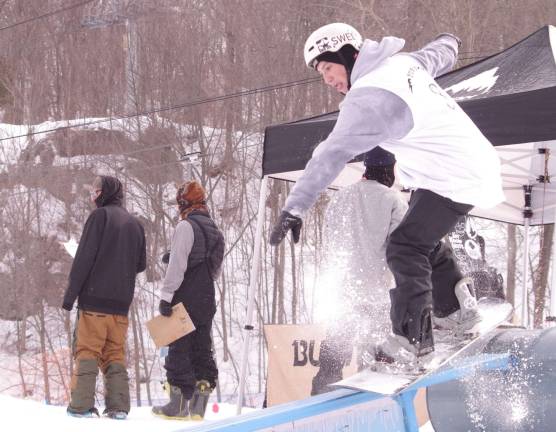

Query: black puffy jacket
[171,210,224,324]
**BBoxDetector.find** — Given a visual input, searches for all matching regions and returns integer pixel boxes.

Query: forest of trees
[0,0,555,407]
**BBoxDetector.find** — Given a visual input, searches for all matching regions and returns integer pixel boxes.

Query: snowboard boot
[152,384,190,420]
[66,406,100,418]
[434,277,481,334]
[103,409,127,420]
[189,380,213,420]
[103,362,130,418]
[67,358,99,417]
[375,333,420,363]
[375,308,434,366]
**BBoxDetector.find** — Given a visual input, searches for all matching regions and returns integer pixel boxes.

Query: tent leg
[550,209,556,320]
[236,176,268,415]
[521,185,533,328]
[522,218,530,327]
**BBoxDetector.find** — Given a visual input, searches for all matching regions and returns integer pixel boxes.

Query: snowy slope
[0,394,256,432]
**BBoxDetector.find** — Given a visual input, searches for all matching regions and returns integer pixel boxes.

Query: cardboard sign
[264,324,357,406]
[146,302,195,348]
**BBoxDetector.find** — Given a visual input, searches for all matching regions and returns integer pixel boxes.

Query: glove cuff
[285,208,303,218]
[435,32,462,47]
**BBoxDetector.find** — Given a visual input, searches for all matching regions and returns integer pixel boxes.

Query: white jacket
[284,35,505,216]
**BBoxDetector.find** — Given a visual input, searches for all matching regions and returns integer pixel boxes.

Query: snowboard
[332,297,514,395]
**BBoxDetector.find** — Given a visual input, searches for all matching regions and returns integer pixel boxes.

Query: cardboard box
[146,302,195,348]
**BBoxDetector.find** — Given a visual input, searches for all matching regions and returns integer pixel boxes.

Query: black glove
[162,251,170,264]
[159,300,173,317]
[269,211,302,245]
[62,302,73,312]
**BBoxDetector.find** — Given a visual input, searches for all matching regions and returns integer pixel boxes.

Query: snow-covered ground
[0,394,256,432]
[0,393,440,431]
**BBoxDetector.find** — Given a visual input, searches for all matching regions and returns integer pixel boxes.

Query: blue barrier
[174,351,514,432]
[178,388,404,431]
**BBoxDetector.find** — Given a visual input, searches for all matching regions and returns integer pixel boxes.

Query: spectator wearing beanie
[153,180,225,420]
[311,147,408,395]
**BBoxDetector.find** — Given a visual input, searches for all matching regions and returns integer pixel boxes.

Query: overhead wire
[0,15,497,181]
[0,4,498,145]
[0,47,488,147]
[0,76,321,143]
[0,44,492,173]
[0,0,97,32]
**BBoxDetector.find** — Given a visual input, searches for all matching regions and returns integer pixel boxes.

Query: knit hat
[364,146,396,167]
[176,180,207,218]
[315,45,359,81]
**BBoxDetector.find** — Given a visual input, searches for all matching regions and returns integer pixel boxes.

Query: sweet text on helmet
[316,32,357,53]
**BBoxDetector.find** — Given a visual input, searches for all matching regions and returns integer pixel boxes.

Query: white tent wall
[492,140,556,326]
[475,141,556,225]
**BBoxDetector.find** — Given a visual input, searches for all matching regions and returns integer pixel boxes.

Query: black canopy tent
[237,26,556,411]
[263,25,556,178]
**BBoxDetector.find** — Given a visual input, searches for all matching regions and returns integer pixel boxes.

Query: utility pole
[181,151,201,180]
[124,17,139,115]
[81,0,140,117]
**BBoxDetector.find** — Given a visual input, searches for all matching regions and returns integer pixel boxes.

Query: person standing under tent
[62,175,146,419]
[269,23,505,361]
[152,180,224,420]
[311,146,408,395]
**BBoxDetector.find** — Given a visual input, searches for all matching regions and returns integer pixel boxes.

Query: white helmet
[304,23,363,69]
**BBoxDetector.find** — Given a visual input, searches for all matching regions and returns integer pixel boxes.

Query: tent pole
[521,185,533,327]
[522,219,531,327]
[236,175,268,415]
[550,208,556,321]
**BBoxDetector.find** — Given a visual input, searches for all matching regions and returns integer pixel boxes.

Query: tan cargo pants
[69,310,130,413]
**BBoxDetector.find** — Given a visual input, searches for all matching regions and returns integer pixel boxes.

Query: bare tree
[533,224,554,327]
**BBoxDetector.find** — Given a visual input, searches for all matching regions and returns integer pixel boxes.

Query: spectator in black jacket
[62,175,146,419]
[152,180,224,421]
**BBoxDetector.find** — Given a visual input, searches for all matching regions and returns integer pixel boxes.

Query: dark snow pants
[386,189,472,341]
[164,320,218,399]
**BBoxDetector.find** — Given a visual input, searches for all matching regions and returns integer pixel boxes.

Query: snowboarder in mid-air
[269,23,505,362]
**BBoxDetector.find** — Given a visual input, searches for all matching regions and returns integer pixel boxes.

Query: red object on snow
[212,403,219,413]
